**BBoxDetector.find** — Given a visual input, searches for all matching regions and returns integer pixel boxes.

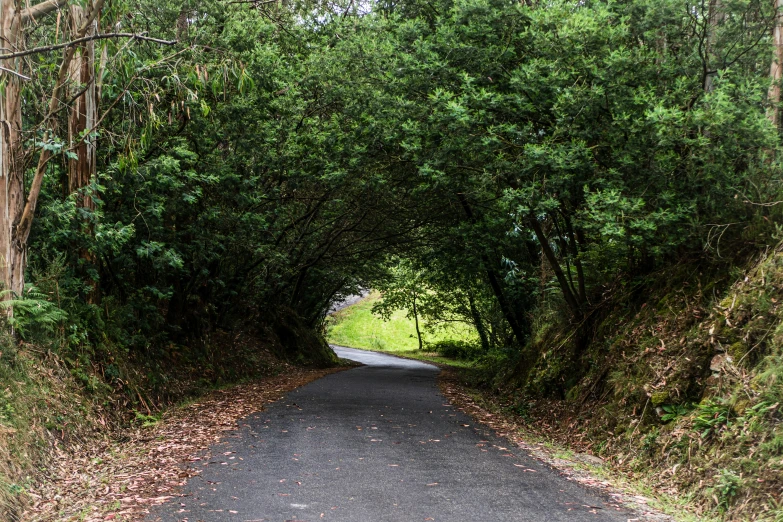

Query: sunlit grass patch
[325,292,477,367]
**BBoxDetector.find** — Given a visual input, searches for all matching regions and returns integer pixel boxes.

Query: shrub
[429,340,482,360]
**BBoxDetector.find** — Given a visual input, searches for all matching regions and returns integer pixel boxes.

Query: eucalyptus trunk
[0,0,102,307]
[769,0,783,126]
[0,0,26,300]
[68,4,100,302]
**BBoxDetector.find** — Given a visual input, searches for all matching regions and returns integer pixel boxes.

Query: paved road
[328,291,371,314]
[151,347,633,522]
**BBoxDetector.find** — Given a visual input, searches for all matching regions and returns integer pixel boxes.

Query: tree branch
[0,66,31,80]
[0,33,176,60]
[20,0,68,24]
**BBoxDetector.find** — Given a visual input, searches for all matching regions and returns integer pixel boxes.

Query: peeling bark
[68,4,100,302]
[769,0,783,127]
[0,0,26,299]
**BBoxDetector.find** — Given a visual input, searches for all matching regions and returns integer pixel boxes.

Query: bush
[429,340,482,360]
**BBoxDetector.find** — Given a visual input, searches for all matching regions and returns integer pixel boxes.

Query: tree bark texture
[0,0,26,299]
[769,0,783,126]
[68,4,100,302]
[68,4,98,207]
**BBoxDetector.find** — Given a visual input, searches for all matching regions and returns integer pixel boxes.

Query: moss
[756,291,773,314]
[719,295,735,310]
[727,342,747,361]
[651,390,669,406]
[759,435,783,457]
[732,399,749,415]
[656,295,674,316]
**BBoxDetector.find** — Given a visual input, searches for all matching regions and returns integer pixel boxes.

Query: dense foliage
[1,0,783,517]
[1,0,777,373]
[0,0,763,422]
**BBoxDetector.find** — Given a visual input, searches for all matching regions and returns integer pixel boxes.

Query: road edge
[25,366,350,522]
[437,369,685,522]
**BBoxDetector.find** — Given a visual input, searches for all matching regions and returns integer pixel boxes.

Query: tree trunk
[16,0,105,248]
[0,0,104,313]
[468,290,490,352]
[769,0,783,126]
[550,212,581,304]
[68,4,100,303]
[68,5,97,206]
[0,0,106,322]
[703,0,723,93]
[456,192,526,345]
[0,0,26,300]
[562,212,587,303]
[529,215,583,319]
[411,291,422,350]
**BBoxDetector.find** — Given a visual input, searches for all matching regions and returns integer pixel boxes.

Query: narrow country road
[151,347,634,522]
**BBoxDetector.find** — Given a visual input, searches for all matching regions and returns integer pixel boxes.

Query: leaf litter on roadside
[437,369,673,522]
[24,366,344,522]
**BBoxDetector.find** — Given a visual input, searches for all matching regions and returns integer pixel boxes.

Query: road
[328,291,371,314]
[150,347,634,522]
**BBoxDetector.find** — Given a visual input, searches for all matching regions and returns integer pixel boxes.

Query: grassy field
[325,292,477,367]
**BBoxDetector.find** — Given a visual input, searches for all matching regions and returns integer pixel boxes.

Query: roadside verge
[437,369,696,522]
[24,366,346,522]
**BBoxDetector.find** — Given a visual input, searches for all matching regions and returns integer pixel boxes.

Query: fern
[0,284,67,338]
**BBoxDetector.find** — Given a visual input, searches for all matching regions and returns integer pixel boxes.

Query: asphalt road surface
[151,347,634,522]
[328,291,371,314]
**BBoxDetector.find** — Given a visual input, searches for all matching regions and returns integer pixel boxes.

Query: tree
[373,260,426,350]
[770,0,783,126]
[0,0,177,315]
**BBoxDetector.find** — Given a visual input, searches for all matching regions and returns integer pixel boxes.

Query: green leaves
[19,0,783,361]
[0,285,68,339]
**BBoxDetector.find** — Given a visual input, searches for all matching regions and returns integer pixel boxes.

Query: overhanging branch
[20,0,68,24]
[0,33,176,60]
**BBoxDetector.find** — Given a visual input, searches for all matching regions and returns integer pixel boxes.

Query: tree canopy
[0,0,781,371]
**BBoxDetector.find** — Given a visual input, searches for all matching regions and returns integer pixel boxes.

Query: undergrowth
[0,338,97,521]
[464,246,783,521]
[0,324,303,521]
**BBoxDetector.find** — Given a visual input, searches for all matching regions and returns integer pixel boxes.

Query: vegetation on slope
[436,248,783,521]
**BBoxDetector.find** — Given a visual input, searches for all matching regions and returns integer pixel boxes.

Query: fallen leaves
[438,369,672,522]
[24,366,343,521]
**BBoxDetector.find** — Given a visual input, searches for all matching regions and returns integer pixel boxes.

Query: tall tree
[770,0,783,126]
[67,3,100,302]
[0,0,102,302]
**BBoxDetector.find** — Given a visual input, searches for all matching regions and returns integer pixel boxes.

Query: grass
[326,292,477,368]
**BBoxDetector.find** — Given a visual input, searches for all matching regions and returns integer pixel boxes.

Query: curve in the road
[150,346,633,522]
